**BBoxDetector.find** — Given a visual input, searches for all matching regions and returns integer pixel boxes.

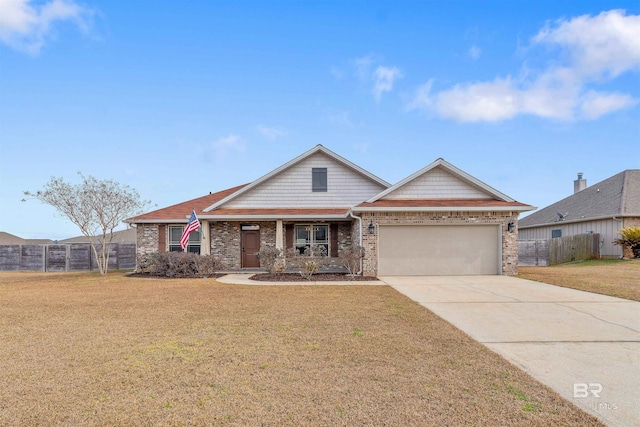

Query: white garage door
[378,225,500,276]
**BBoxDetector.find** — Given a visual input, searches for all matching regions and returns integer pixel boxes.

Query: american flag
[180,210,200,250]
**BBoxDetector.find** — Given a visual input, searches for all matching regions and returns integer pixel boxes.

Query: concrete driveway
[380,275,640,427]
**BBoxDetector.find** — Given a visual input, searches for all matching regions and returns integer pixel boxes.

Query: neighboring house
[0,232,53,245]
[519,171,640,258]
[126,145,534,276]
[59,228,137,244]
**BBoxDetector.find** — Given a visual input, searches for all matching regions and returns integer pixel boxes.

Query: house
[126,145,534,276]
[0,232,53,245]
[519,171,640,258]
[59,228,137,244]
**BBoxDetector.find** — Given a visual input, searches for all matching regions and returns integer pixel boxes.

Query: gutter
[519,213,640,229]
[348,209,363,275]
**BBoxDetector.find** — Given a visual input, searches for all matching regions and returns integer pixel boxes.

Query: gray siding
[223,152,386,208]
[383,165,491,199]
[519,218,623,257]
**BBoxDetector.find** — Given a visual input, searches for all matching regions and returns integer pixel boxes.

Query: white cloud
[211,134,245,159]
[327,111,355,128]
[257,125,287,141]
[468,45,481,60]
[0,0,93,55]
[409,9,640,122]
[353,54,375,82]
[372,66,403,102]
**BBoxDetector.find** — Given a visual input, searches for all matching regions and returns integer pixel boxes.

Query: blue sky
[1,0,639,240]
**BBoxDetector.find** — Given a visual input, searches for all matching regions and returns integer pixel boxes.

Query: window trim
[168,225,201,253]
[294,224,329,256]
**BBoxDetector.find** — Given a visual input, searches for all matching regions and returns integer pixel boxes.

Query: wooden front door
[241,229,261,268]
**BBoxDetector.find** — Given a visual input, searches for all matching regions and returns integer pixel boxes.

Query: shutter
[158,224,166,252]
[330,223,339,257]
[285,224,294,250]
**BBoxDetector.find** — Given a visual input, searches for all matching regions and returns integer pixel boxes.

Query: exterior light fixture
[368,220,375,235]
[507,220,515,233]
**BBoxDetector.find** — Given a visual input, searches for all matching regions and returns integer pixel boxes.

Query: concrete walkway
[380,275,640,427]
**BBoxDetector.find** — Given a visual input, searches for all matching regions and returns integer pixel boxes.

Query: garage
[378,224,501,276]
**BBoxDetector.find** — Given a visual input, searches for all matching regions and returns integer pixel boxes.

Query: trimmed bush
[136,252,224,278]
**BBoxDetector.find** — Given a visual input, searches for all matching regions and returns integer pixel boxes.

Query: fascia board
[199,214,350,220]
[518,213,637,229]
[125,218,190,224]
[352,205,536,213]
[203,145,390,212]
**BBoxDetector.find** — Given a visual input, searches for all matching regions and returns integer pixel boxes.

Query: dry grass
[0,272,601,426]
[519,259,640,302]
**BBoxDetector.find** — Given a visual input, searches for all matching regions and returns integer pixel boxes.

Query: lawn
[0,272,601,426]
[519,258,640,302]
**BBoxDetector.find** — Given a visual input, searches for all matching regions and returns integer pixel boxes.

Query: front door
[241,228,261,268]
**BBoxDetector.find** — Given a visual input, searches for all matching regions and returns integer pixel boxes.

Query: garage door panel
[378,225,499,276]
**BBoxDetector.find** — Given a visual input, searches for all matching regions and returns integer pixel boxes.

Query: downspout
[348,209,363,275]
[613,216,624,258]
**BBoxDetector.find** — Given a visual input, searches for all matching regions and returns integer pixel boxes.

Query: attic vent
[312,168,327,192]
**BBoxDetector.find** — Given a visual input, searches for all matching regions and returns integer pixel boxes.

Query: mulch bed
[250,273,379,282]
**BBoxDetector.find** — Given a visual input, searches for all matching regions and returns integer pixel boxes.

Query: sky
[1,0,639,241]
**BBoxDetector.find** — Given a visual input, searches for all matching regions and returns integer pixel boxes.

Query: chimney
[574,172,587,193]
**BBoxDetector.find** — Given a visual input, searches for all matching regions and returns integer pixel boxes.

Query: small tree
[340,244,364,279]
[24,173,151,275]
[613,226,640,258]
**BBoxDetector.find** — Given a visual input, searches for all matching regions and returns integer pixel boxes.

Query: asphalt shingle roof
[519,170,640,227]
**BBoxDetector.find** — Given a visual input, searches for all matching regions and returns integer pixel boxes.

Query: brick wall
[357,211,518,276]
[136,224,159,256]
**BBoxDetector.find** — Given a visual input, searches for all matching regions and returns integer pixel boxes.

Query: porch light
[368,220,375,235]
[507,220,515,233]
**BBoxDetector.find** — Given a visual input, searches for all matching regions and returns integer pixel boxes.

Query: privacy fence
[0,243,136,272]
[518,233,600,266]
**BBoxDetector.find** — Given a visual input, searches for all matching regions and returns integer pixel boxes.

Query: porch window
[312,168,327,192]
[295,224,328,255]
[169,225,201,253]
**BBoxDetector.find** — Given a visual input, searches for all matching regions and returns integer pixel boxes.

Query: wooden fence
[518,239,550,266]
[0,243,136,272]
[518,233,600,266]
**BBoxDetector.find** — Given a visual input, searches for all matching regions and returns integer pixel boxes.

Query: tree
[24,173,151,275]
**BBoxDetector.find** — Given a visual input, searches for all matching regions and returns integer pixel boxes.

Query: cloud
[350,55,403,101]
[257,125,287,141]
[0,0,94,55]
[468,45,481,60]
[373,66,403,102]
[211,134,245,159]
[327,111,355,128]
[408,9,640,122]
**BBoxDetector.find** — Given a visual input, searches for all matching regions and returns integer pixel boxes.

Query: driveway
[380,275,640,427]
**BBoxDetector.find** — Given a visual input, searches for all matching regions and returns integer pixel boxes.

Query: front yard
[0,272,601,426]
[519,259,640,302]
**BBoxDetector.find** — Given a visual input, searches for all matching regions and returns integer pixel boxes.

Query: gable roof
[203,145,390,212]
[519,170,640,228]
[59,228,137,244]
[0,232,54,245]
[366,158,516,203]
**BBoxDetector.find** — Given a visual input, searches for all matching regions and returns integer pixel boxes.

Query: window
[295,224,328,255]
[169,225,201,253]
[312,168,327,192]
[551,229,562,238]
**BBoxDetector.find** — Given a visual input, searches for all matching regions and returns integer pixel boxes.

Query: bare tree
[24,173,151,275]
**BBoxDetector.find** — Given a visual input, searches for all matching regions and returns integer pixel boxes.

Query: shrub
[339,244,364,279]
[613,226,640,258]
[256,245,284,274]
[136,252,223,278]
[287,245,326,280]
